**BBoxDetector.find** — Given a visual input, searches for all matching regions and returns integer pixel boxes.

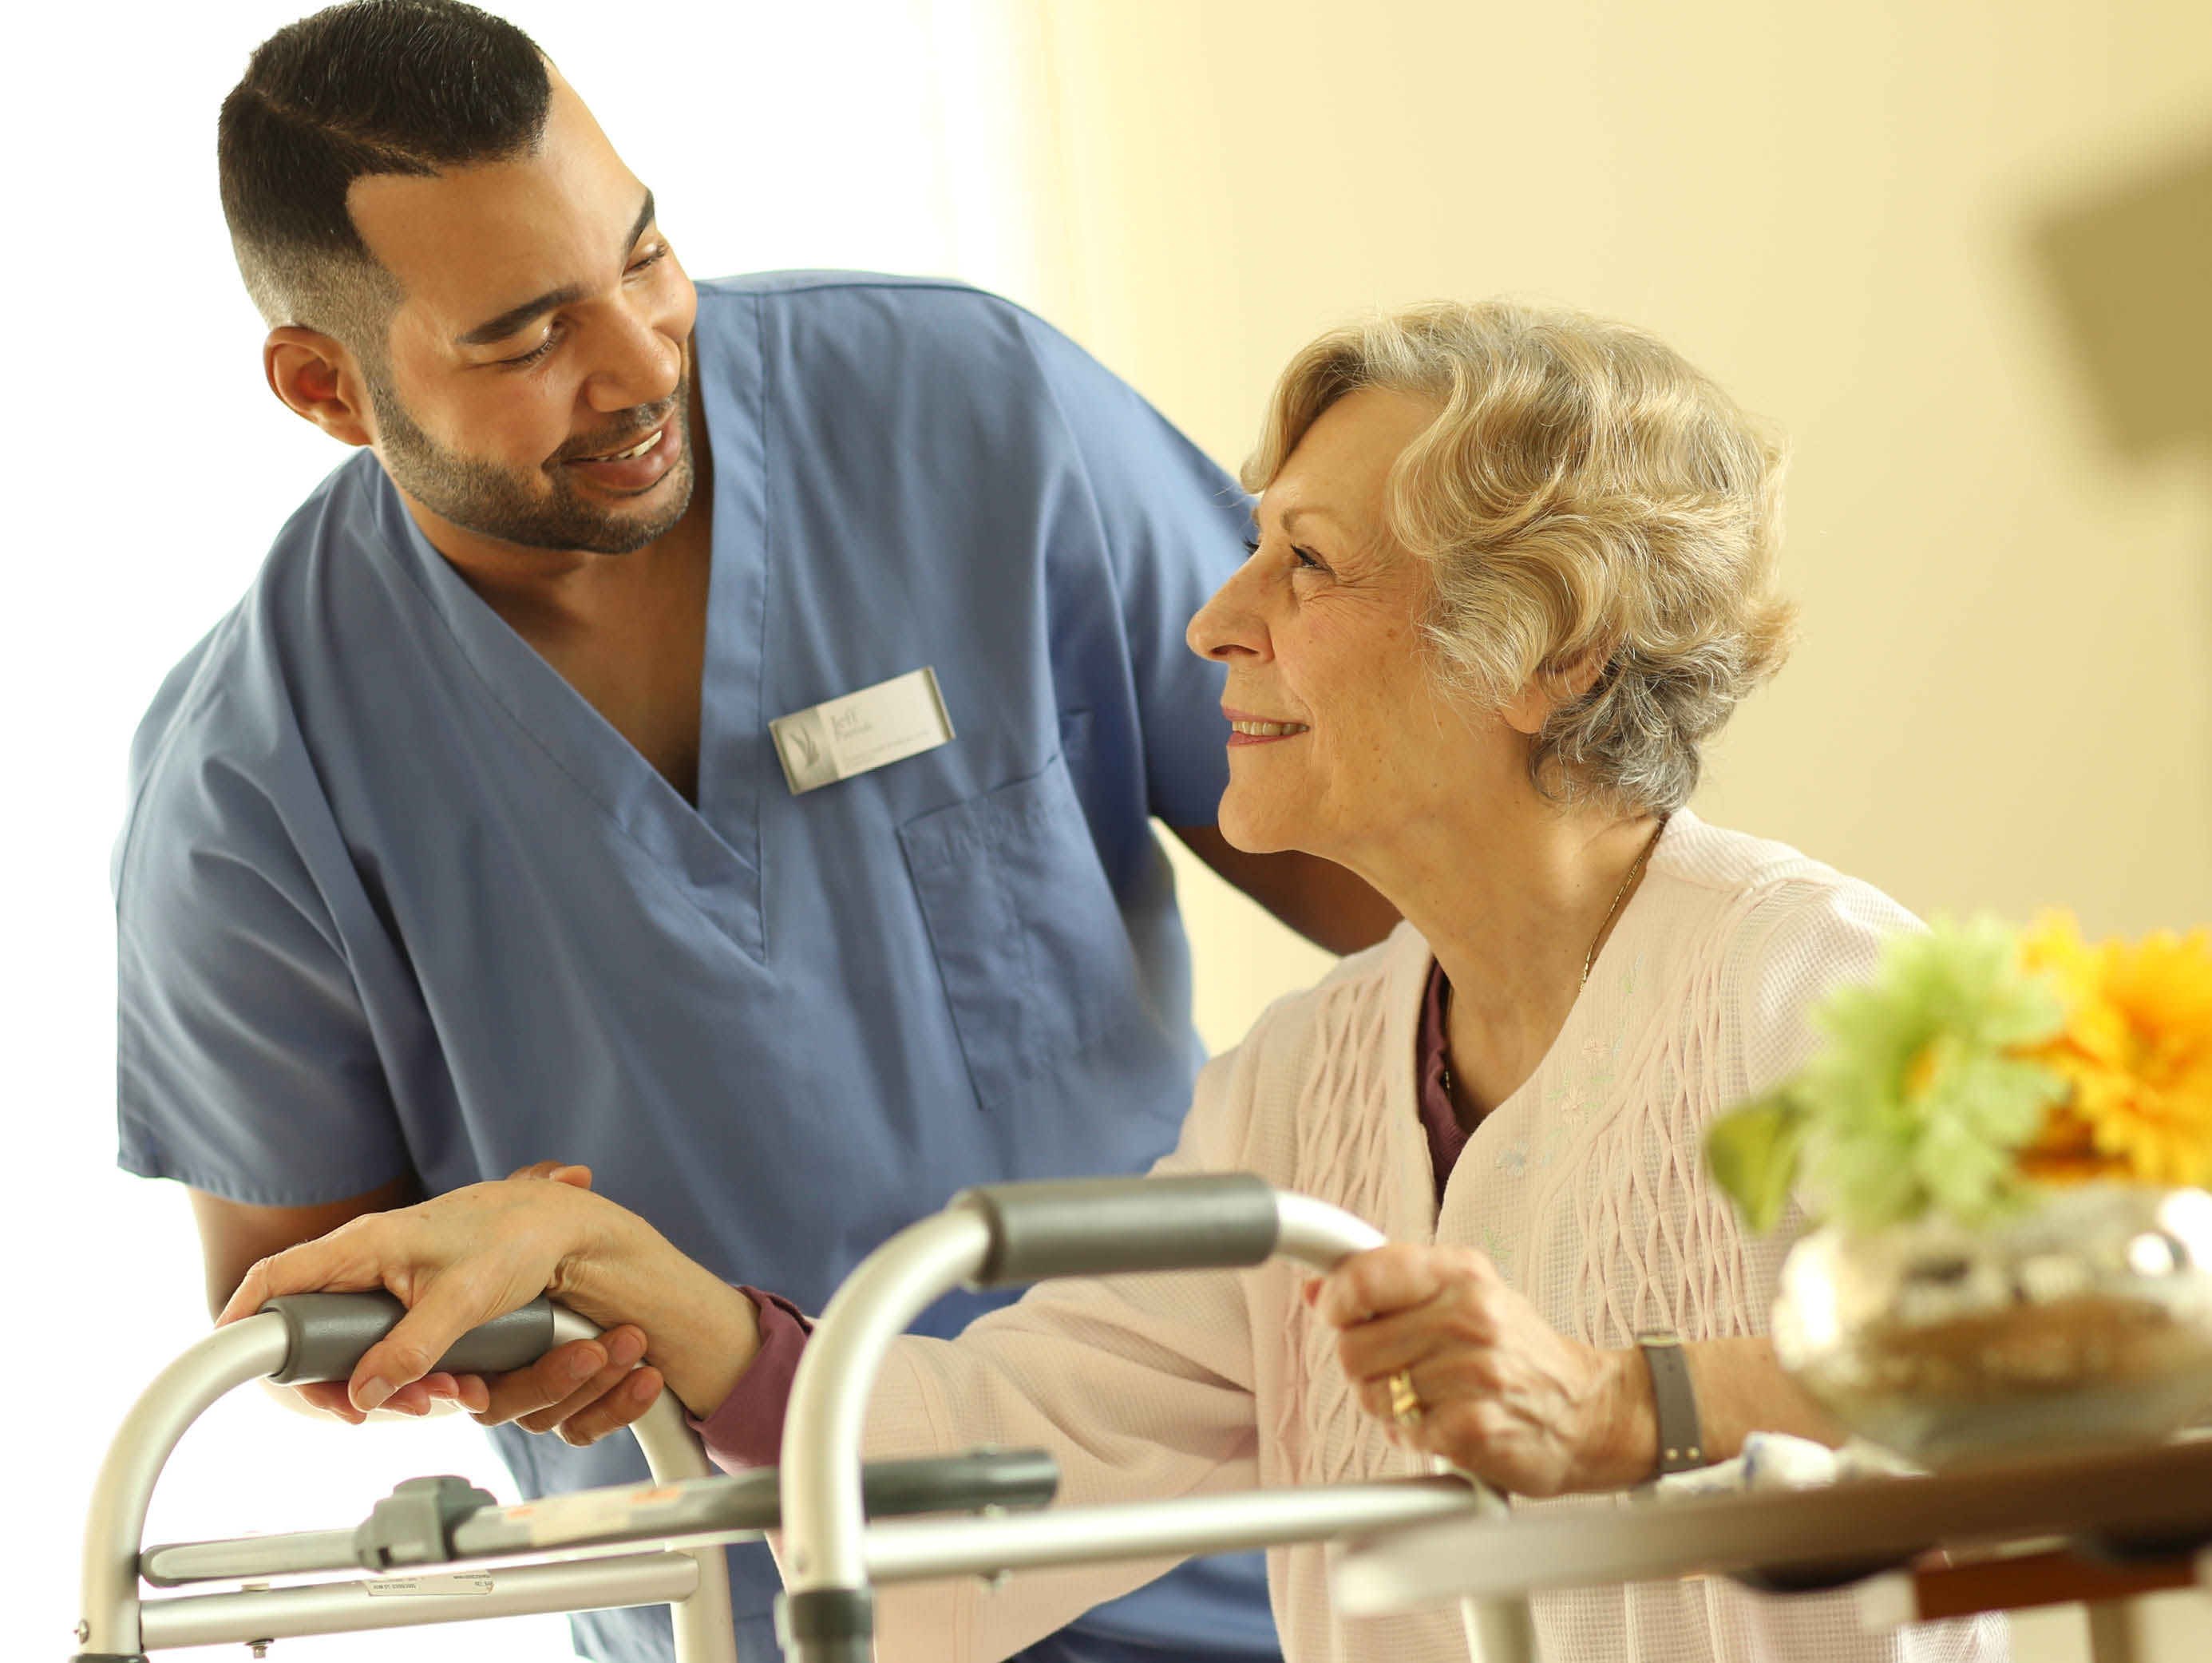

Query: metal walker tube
[775,1175,1414,1663]
[76,1303,730,1663]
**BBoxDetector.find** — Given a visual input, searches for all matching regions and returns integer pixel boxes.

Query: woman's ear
[1501,646,1610,736]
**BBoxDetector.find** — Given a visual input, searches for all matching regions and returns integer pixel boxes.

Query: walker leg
[1464,1594,1537,1663]
[2085,1598,2143,1663]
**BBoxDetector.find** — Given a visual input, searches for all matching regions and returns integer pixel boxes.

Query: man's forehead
[346,82,642,331]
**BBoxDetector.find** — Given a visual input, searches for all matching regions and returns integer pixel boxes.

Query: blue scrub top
[114,275,1275,1660]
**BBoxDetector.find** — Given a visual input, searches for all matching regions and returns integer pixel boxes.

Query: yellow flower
[2020,913,2212,1187]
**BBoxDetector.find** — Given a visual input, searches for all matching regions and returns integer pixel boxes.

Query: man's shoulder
[696,269,1035,340]
[117,456,394,868]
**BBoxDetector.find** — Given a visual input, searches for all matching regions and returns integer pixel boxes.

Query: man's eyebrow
[453,191,659,348]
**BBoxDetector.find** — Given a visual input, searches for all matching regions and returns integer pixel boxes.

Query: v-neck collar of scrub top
[378,287,770,961]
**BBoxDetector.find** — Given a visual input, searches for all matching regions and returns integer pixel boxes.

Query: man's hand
[1169,826,1398,955]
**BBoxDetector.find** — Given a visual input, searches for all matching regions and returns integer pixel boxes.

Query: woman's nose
[1186,554,1269,663]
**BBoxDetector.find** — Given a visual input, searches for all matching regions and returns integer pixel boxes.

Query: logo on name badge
[770,667,956,794]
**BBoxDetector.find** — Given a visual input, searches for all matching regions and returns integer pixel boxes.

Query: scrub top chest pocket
[900,754,1153,1114]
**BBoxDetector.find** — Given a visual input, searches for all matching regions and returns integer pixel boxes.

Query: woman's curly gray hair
[1242,299,1795,817]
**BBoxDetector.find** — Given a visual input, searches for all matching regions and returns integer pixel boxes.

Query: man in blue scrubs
[116,5,1391,1661]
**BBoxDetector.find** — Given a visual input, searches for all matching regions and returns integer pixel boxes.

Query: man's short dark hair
[218,0,552,356]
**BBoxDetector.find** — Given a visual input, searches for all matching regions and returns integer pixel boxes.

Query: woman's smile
[1225,705,1311,745]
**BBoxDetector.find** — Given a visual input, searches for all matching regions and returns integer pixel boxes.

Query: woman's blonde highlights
[1243,299,1796,816]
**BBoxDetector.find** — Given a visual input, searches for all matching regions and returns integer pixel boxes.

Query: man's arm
[1169,825,1399,956]
[188,1175,420,1317]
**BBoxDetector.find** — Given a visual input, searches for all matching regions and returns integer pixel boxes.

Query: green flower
[1705,918,2069,1233]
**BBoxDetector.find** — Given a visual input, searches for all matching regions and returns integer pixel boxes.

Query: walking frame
[72,1174,1533,1663]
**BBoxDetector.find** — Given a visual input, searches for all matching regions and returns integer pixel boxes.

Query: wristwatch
[1637,1332,1706,1476]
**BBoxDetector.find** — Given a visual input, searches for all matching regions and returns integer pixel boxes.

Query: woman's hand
[218,1162,757,1438]
[1313,1244,1652,1496]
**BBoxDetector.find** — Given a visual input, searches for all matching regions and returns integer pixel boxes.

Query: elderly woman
[226,301,1999,1663]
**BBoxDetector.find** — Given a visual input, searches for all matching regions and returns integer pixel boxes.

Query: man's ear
[1501,645,1611,736]
[263,327,375,448]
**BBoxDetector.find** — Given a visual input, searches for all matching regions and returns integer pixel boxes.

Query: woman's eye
[1241,537,1260,556]
[1290,545,1325,572]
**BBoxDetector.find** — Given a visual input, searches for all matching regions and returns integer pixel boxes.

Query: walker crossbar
[140,1448,1062,1586]
[773,1174,1504,1663]
[76,1297,742,1663]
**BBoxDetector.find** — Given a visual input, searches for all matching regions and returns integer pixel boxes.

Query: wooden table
[1328,1439,2212,1663]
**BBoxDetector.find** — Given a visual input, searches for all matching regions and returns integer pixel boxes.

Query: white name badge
[771,667,956,794]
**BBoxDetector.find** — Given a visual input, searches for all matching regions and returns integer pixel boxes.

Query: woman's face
[1188,387,1502,865]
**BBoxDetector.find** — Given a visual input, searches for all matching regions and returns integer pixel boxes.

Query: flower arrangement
[1706,914,2212,1235]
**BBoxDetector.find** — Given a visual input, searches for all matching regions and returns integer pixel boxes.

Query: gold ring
[1387,1368,1423,1427]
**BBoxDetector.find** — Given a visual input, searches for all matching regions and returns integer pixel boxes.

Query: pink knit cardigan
[782,814,2007,1663]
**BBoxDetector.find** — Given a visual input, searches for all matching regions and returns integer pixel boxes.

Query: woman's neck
[1355,794,1665,1121]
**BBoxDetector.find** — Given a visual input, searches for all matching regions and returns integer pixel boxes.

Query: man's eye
[629,242,670,275]
[500,328,563,369]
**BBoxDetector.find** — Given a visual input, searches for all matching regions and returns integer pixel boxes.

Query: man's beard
[369,373,696,556]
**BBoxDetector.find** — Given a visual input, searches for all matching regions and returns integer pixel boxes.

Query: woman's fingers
[1313,1243,1494,1329]
[348,1273,527,1412]
[217,1223,387,1327]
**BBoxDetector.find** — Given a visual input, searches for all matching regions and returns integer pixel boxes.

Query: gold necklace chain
[1581,816,1668,988]
[1438,816,1669,1107]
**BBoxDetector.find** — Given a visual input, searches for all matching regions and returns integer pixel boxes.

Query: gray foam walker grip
[953,1173,1280,1287]
[261,1291,557,1384]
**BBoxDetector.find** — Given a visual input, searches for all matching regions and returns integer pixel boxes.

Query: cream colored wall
[1015,6,2212,1654]
[1015,0,2212,1063]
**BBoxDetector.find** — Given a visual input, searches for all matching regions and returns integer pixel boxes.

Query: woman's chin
[1217,798,1300,857]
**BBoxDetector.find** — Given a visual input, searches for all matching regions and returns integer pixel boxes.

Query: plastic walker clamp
[354,1475,500,1570]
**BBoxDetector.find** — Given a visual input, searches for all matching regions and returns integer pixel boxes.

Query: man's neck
[394,374,718,802]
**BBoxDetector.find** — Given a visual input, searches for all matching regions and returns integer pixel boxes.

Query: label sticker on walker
[362,1573,495,1598]
[524,1485,646,1547]
[771,667,955,794]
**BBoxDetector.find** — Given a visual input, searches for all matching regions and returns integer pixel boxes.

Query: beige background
[1011,0,2212,1060]
[1011,4,2212,1654]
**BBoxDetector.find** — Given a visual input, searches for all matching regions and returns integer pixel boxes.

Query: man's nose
[584,299,683,413]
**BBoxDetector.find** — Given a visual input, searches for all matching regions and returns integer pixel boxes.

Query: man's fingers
[516,1360,637,1435]
[472,1326,647,1427]
[291,1380,367,1425]
[513,1328,647,1433]
[505,1160,595,1192]
[556,1367,665,1447]
[473,1338,612,1427]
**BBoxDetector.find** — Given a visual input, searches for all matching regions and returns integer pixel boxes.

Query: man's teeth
[1231,720,1309,737]
[586,429,660,463]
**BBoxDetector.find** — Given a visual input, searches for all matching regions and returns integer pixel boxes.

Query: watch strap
[1638,1332,1705,1476]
